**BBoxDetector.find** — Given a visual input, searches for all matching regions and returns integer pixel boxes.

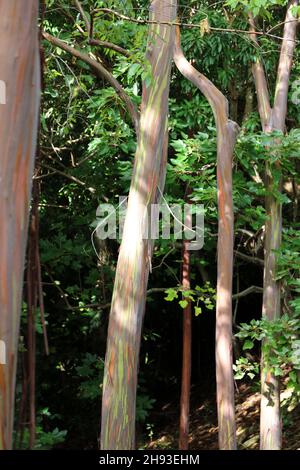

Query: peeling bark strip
[100,0,177,450]
[249,0,298,450]
[0,1,40,450]
[174,26,239,450]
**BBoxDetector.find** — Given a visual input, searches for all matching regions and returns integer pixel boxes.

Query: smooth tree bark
[100,0,177,450]
[174,25,239,450]
[179,190,192,450]
[0,1,40,450]
[249,1,298,450]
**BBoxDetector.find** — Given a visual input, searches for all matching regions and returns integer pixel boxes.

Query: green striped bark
[260,2,298,450]
[0,1,40,450]
[260,163,282,449]
[215,121,238,450]
[249,1,298,449]
[100,0,177,450]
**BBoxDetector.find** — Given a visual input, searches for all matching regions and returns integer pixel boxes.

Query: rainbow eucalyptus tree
[0,0,40,450]
[100,0,177,450]
[248,0,299,450]
[174,25,239,450]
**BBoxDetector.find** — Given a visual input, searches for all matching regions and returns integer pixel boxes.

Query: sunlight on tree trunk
[249,0,298,450]
[173,25,239,450]
[100,0,177,450]
[0,0,40,450]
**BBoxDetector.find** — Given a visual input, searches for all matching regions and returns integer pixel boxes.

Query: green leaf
[243,340,254,350]
[164,288,178,301]
[179,300,188,309]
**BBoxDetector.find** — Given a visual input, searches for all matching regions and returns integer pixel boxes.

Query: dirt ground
[143,382,300,450]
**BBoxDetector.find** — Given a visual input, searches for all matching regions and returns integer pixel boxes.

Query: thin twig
[234,250,264,266]
[93,8,299,43]
[43,32,140,135]
[74,0,90,33]
[40,162,96,193]
[232,285,263,299]
[36,245,49,355]
[89,39,131,57]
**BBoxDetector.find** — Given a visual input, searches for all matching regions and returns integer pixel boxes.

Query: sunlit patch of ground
[142,382,300,450]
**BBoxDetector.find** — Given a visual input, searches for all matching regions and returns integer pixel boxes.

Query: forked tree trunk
[249,1,298,449]
[0,1,40,450]
[100,0,177,450]
[174,26,239,450]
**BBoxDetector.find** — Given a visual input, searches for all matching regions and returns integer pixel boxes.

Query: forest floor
[142,382,300,450]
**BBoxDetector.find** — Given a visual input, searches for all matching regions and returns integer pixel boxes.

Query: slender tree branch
[74,1,130,57]
[36,245,49,355]
[62,284,264,312]
[66,288,178,311]
[44,266,73,311]
[248,13,272,130]
[58,2,85,35]
[43,32,140,135]
[93,7,299,42]
[267,18,299,35]
[234,250,264,266]
[89,39,131,57]
[232,285,263,300]
[74,0,90,34]
[40,162,96,193]
[173,25,230,125]
[24,279,266,311]
[67,302,111,310]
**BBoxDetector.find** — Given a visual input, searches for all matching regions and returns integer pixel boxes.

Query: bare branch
[74,0,90,34]
[232,285,263,300]
[58,2,85,35]
[43,32,140,135]
[234,250,264,266]
[173,25,229,126]
[36,245,49,355]
[89,39,131,57]
[267,18,299,35]
[40,163,96,193]
[93,7,299,43]
[74,2,131,57]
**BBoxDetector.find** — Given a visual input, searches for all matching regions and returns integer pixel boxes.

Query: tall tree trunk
[0,1,40,450]
[100,0,177,450]
[179,190,192,450]
[249,1,298,449]
[174,25,239,450]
